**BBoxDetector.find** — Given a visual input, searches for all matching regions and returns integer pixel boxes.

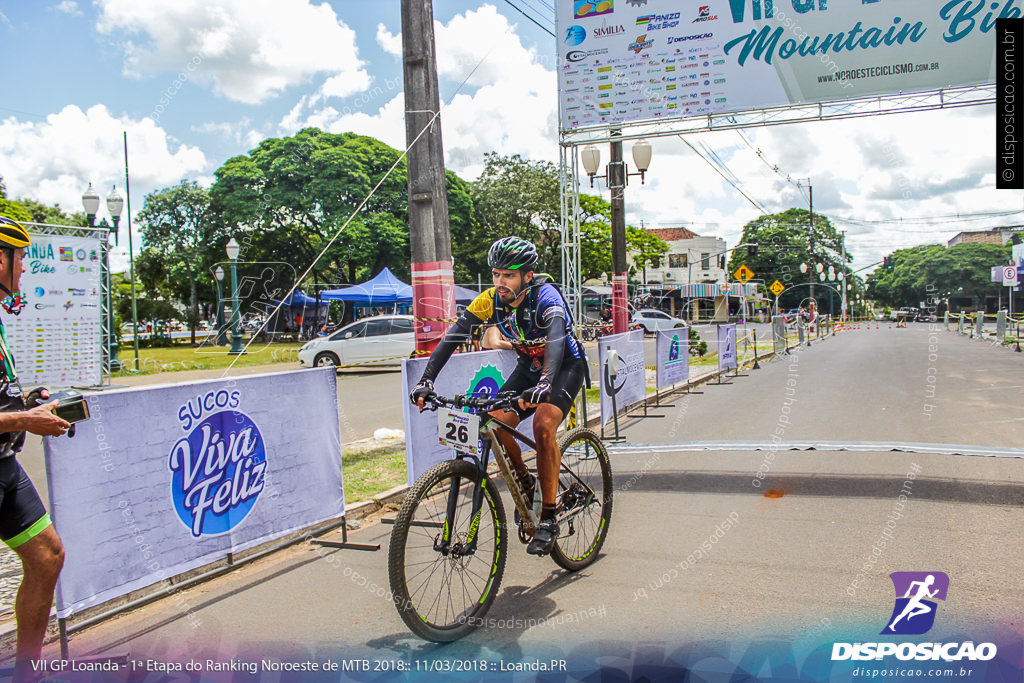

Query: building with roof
[946,225,1023,248]
[640,227,728,286]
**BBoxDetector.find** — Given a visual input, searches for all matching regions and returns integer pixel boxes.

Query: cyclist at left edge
[411,236,588,557]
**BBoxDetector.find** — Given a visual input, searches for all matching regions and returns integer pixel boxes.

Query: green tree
[0,199,32,222]
[211,128,474,286]
[112,271,181,348]
[576,194,668,281]
[470,153,561,275]
[728,208,851,312]
[14,199,82,226]
[137,181,221,344]
[867,242,1011,310]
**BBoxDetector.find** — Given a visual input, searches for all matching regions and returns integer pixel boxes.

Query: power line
[680,135,772,215]
[502,0,555,36]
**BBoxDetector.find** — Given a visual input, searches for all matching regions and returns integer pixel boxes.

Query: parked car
[630,309,688,335]
[298,314,415,369]
[890,307,919,322]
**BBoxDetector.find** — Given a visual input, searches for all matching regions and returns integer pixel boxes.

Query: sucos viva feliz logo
[832,572,997,663]
[169,389,267,537]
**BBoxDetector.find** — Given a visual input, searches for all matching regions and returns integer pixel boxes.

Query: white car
[631,309,688,334]
[298,315,415,369]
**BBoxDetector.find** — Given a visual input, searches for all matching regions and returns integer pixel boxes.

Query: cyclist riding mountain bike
[411,236,587,557]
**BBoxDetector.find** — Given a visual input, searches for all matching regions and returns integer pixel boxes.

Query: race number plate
[437,409,481,456]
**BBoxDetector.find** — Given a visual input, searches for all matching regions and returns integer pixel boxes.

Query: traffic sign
[770,280,785,296]
[1003,265,1019,286]
[734,264,754,282]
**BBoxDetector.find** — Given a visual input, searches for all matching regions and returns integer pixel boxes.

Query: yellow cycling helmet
[0,216,30,249]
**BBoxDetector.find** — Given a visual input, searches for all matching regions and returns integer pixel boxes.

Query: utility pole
[610,130,628,334]
[402,0,454,355]
[841,230,848,321]
[808,182,815,318]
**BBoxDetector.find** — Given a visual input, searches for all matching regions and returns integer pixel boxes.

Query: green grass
[342,443,408,504]
[111,341,304,375]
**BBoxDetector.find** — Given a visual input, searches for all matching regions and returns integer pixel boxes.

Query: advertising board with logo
[598,329,645,426]
[3,233,102,386]
[717,323,737,372]
[655,327,690,388]
[44,368,344,617]
[402,350,535,485]
[558,0,996,130]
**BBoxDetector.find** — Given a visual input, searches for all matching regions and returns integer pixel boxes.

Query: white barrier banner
[772,315,787,355]
[402,350,534,485]
[6,233,102,386]
[718,324,738,372]
[44,368,344,617]
[557,0,995,130]
[598,329,645,427]
[655,328,690,388]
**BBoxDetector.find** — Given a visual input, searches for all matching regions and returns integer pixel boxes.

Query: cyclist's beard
[495,285,520,305]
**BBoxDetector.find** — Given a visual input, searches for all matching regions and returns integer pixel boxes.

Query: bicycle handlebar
[421,391,519,413]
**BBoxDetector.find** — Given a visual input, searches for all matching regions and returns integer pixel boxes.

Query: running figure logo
[881,572,949,635]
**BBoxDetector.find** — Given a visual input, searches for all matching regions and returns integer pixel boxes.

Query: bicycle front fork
[434,438,494,557]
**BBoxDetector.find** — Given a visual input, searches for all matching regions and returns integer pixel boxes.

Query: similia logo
[169,404,267,537]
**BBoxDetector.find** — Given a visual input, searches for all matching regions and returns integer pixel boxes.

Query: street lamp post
[105,187,124,372]
[226,238,246,355]
[582,136,652,334]
[82,184,122,376]
[214,266,227,346]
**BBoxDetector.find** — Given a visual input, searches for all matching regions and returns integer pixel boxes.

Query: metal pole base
[310,517,380,552]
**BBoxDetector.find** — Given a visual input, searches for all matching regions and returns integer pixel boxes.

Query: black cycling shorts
[500,356,588,420]
[0,457,50,549]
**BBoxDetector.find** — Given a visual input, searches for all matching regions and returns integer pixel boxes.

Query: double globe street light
[580,135,653,334]
[82,183,124,373]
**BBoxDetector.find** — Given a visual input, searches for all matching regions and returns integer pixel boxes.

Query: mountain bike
[388,391,613,642]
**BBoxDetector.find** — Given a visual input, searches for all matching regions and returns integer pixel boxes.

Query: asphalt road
[46,323,1024,680]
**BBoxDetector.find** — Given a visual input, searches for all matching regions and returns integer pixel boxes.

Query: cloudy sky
[0,1,1017,276]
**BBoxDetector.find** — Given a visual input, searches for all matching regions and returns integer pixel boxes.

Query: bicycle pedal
[517,522,531,545]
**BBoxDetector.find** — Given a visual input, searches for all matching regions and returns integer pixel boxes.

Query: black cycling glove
[410,378,436,407]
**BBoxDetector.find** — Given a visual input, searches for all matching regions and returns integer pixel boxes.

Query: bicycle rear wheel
[388,459,507,642]
[551,427,613,571]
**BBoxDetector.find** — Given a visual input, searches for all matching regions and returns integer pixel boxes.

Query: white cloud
[0,104,207,216]
[628,106,1012,272]
[53,1,82,16]
[284,4,558,177]
[0,10,11,28]
[95,0,371,105]
[191,118,264,148]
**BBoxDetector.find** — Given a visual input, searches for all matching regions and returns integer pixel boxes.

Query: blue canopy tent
[319,268,483,317]
[320,268,412,305]
[261,290,329,335]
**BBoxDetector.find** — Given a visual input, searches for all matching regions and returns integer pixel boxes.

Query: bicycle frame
[436,411,599,556]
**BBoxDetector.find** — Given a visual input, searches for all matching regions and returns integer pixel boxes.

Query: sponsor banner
[655,328,690,388]
[402,350,535,485]
[6,233,102,386]
[597,329,645,426]
[45,368,343,617]
[717,323,737,372]
[558,1,995,130]
[772,315,788,355]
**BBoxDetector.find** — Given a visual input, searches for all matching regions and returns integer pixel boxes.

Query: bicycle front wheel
[388,459,508,642]
[551,428,613,571]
